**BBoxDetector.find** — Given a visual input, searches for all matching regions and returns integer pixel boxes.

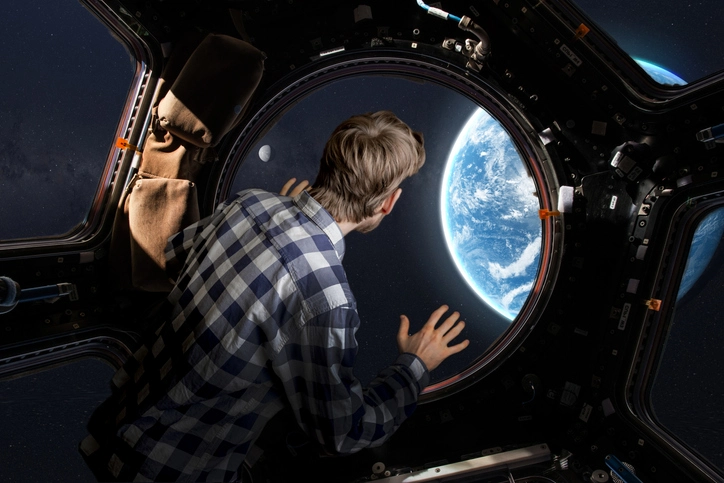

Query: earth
[441,108,541,321]
[635,59,687,86]
[677,206,724,301]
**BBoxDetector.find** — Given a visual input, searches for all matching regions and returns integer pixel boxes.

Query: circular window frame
[212,48,565,400]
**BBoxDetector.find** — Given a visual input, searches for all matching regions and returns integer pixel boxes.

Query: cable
[415,0,462,23]
[414,1,491,63]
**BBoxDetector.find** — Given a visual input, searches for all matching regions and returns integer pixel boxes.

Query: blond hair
[309,111,425,223]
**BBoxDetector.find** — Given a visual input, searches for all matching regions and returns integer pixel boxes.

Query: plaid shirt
[80,189,429,482]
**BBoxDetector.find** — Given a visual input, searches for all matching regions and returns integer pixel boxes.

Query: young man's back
[81,189,428,482]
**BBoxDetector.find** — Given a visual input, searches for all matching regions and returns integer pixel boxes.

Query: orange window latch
[116,137,142,153]
[573,24,590,42]
[644,299,662,311]
[538,209,561,220]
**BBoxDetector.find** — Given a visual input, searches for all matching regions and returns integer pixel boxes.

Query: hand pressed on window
[397,305,469,372]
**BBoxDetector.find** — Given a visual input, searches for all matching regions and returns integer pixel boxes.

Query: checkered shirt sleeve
[278,308,430,455]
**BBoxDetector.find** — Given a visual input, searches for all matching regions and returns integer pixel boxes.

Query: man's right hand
[396,305,469,372]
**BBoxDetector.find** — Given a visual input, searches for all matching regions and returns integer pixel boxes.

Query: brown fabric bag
[127,176,200,291]
[110,33,264,291]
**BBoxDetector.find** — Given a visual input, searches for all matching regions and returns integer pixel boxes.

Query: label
[353,5,372,23]
[580,403,593,422]
[69,284,79,301]
[561,382,581,406]
[560,44,583,66]
[618,303,631,330]
[428,7,448,19]
[628,166,644,180]
[626,279,639,294]
[609,195,618,209]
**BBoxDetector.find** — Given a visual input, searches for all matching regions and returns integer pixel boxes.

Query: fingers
[442,319,465,343]
[437,311,461,334]
[397,315,410,352]
[280,178,296,196]
[447,339,470,356]
[424,305,449,328]
[397,315,410,342]
[280,178,310,197]
[289,179,309,197]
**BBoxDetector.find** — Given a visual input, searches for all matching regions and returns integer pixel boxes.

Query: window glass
[572,0,724,85]
[229,75,542,386]
[650,206,724,471]
[0,1,135,240]
[0,359,114,481]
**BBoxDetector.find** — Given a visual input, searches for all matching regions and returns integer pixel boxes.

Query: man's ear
[379,188,402,215]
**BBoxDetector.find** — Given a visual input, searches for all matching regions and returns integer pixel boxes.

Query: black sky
[0,2,132,240]
[573,0,724,82]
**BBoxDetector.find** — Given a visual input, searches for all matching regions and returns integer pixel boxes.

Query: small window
[0,359,114,481]
[0,0,136,241]
[224,69,554,392]
[649,206,724,472]
[572,0,724,85]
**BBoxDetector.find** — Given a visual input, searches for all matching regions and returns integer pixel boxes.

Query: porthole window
[221,59,561,396]
[0,0,137,241]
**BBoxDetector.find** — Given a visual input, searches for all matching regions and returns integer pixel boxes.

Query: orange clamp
[644,299,662,311]
[573,24,590,41]
[116,137,142,153]
[538,209,561,220]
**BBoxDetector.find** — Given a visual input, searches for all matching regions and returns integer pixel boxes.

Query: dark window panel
[0,0,135,240]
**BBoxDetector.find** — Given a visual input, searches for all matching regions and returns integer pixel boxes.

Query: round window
[219,56,561,397]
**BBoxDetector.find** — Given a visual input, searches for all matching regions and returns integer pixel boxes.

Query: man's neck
[307,188,377,236]
[336,219,359,237]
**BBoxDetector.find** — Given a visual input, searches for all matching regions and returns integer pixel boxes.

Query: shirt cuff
[396,353,430,391]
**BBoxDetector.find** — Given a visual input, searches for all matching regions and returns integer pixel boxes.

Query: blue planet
[634,59,687,86]
[441,108,542,320]
[677,207,724,301]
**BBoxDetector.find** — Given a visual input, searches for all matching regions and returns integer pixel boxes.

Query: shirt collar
[293,190,346,261]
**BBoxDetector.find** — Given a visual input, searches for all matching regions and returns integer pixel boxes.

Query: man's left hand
[280,178,309,197]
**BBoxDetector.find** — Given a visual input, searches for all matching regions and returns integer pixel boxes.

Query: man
[81,111,469,482]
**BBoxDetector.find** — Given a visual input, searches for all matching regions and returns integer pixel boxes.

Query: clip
[573,24,590,41]
[644,299,661,311]
[538,209,561,220]
[116,137,142,153]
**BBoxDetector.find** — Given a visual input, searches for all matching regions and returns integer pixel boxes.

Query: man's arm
[273,305,467,456]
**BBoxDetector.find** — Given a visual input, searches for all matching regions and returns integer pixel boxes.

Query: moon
[258,144,272,162]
